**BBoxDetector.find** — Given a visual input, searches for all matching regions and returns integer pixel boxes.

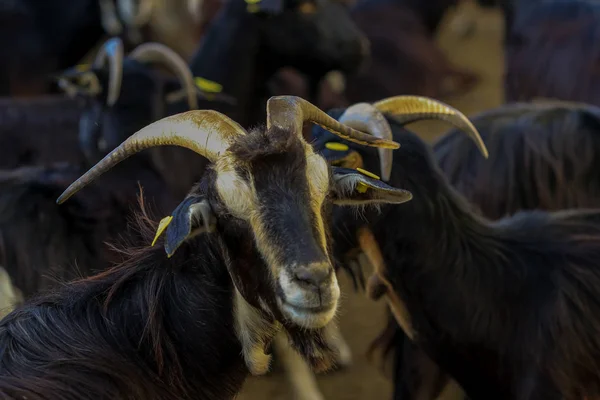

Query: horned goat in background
[336,99,600,400]
[312,98,600,399]
[59,38,223,198]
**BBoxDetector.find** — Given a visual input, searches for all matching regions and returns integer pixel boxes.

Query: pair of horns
[56,96,398,204]
[87,38,198,109]
[337,96,489,181]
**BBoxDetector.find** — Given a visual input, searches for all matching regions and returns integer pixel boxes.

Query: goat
[58,38,225,198]
[0,95,409,399]
[504,0,600,105]
[312,98,600,399]
[184,0,369,128]
[320,99,600,400]
[390,99,600,400]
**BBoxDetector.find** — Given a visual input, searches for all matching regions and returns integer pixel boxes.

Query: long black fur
[312,105,600,399]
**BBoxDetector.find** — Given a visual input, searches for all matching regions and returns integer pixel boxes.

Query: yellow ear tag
[75,64,90,72]
[194,77,223,93]
[151,216,173,246]
[355,168,380,193]
[325,142,349,152]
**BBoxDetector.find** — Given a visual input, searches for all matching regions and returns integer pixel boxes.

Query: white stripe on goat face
[215,146,339,329]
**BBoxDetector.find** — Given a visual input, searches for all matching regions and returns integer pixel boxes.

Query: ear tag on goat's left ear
[355,168,380,193]
[151,216,173,247]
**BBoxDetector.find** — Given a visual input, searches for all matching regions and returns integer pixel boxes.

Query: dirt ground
[238,5,504,400]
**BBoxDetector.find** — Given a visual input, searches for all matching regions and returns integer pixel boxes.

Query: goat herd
[0,0,600,399]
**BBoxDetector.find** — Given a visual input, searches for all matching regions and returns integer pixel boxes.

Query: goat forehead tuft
[227,126,305,163]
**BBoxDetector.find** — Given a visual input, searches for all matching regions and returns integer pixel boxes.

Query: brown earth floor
[237,5,504,400]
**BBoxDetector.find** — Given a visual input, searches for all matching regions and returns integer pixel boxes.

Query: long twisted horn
[266,96,399,149]
[129,42,198,110]
[93,38,124,107]
[338,103,393,181]
[56,110,246,204]
[373,96,488,158]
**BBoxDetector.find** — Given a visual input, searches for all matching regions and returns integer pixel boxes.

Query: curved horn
[338,103,393,182]
[266,96,399,149]
[56,110,246,204]
[93,38,124,106]
[128,43,198,110]
[373,96,488,158]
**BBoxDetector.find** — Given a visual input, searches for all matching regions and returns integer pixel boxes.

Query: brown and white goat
[0,95,423,398]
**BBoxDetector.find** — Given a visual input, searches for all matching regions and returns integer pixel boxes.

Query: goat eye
[297,1,317,14]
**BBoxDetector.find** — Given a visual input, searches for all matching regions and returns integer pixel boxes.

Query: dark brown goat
[312,99,600,399]
[0,96,414,398]
[504,0,600,105]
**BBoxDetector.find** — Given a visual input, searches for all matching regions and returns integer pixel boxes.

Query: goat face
[55,96,412,331]
[213,128,342,328]
[258,0,370,76]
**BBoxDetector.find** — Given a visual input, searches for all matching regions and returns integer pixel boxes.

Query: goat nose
[293,262,333,289]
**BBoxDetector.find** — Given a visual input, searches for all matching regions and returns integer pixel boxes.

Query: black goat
[504,0,600,105]
[312,98,600,399]
[317,99,600,400]
[58,38,224,198]
[0,96,408,398]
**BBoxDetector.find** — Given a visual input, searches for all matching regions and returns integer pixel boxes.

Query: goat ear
[152,195,217,257]
[331,167,412,206]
